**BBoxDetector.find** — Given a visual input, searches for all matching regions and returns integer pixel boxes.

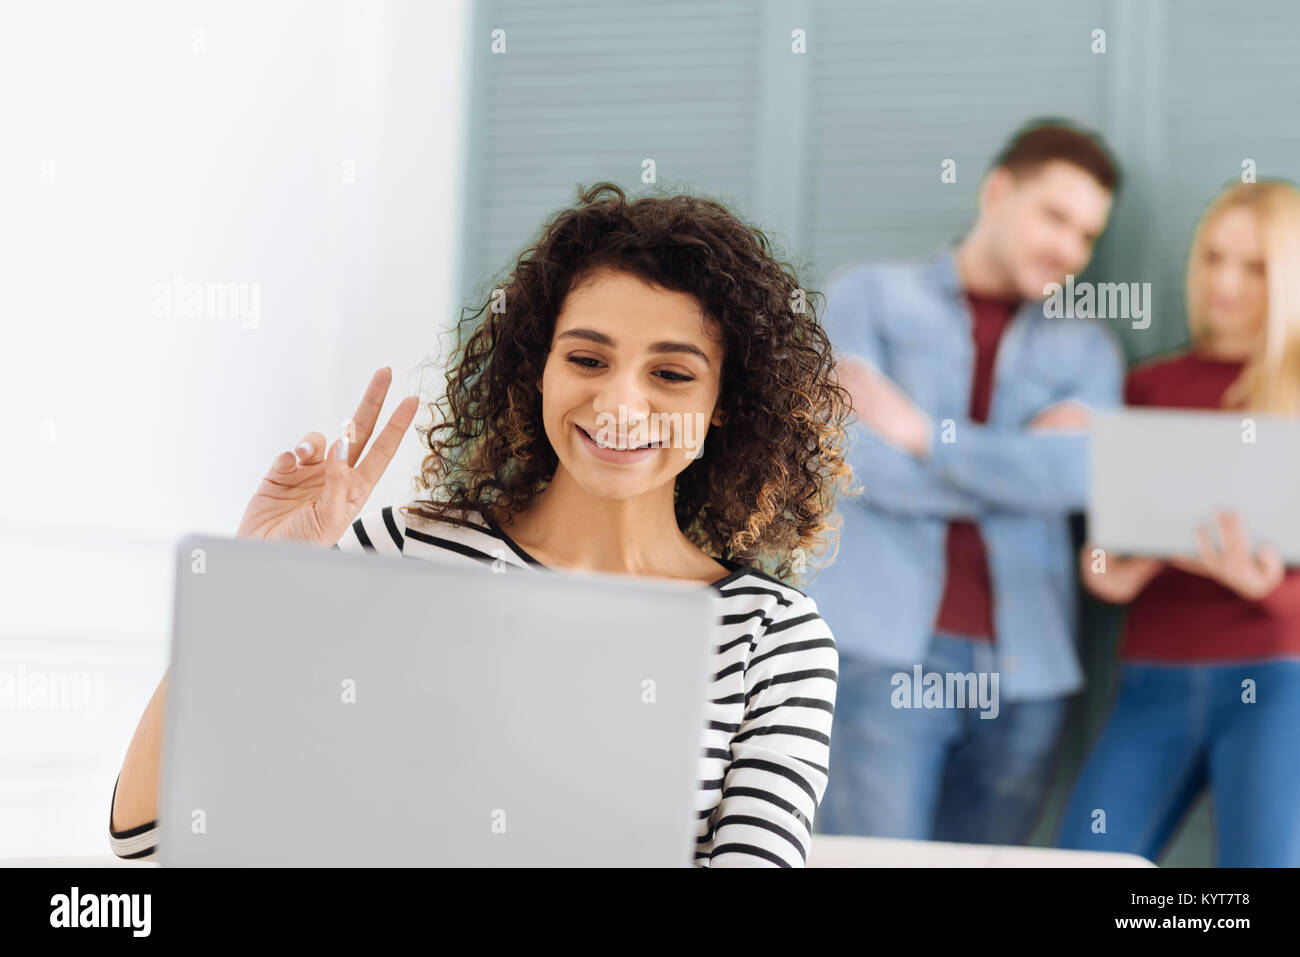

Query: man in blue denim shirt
[813,122,1126,844]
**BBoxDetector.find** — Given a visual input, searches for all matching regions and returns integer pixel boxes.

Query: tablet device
[1089,407,1300,563]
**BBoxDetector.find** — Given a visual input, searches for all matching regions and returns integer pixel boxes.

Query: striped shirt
[111,504,838,867]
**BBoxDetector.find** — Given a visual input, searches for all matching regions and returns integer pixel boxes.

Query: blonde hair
[1186,179,1300,414]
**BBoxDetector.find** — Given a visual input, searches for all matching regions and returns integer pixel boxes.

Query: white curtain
[0,0,469,857]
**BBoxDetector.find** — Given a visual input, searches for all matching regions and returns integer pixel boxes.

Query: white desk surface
[807,835,1154,867]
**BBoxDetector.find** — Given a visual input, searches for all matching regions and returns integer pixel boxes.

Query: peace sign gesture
[236,367,420,545]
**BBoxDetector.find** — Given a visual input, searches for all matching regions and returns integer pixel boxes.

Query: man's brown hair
[991,119,1121,193]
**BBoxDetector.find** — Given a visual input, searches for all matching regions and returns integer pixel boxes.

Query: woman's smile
[574,422,661,463]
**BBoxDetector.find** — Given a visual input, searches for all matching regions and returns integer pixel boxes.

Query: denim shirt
[807,246,1124,701]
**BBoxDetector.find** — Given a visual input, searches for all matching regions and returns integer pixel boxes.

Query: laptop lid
[158,534,715,866]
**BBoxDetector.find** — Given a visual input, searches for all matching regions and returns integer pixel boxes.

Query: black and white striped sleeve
[108,773,158,861]
[708,593,838,867]
[332,504,406,555]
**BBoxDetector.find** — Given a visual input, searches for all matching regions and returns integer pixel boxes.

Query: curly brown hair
[403,181,856,584]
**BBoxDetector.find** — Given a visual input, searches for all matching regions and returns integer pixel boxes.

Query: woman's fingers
[1194,523,1219,568]
[269,449,299,475]
[250,370,411,542]
[344,367,395,468]
[318,436,351,534]
[353,395,421,492]
[294,432,328,465]
[1256,544,1285,583]
[1217,511,1251,565]
[265,433,325,482]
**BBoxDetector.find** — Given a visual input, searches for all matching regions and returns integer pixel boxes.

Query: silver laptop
[158,534,714,866]
[1089,408,1300,563]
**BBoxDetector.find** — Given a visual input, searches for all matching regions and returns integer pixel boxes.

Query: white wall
[0,0,469,856]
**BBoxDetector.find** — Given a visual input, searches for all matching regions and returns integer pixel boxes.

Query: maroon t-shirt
[1120,351,1300,661]
[934,292,1019,641]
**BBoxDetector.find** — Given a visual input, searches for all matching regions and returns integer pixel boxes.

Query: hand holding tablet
[1089,408,1300,568]
[1168,510,1286,600]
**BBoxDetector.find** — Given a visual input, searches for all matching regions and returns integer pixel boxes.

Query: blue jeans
[1056,659,1300,866]
[818,632,1068,843]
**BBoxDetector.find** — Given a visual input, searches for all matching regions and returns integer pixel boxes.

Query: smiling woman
[110,181,856,867]
[413,182,856,582]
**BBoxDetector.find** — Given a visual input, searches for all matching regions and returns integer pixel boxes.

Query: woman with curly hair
[110,182,854,867]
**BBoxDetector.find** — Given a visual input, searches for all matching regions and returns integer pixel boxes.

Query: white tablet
[1089,408,1300,563]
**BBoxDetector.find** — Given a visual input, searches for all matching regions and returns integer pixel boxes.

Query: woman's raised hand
[236,367,420,545]
[1169,510,1285,601]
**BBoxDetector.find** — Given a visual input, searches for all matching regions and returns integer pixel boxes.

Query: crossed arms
[825,269,1123,519]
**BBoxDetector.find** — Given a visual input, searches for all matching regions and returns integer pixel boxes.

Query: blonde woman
[1057,180,1300,866]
